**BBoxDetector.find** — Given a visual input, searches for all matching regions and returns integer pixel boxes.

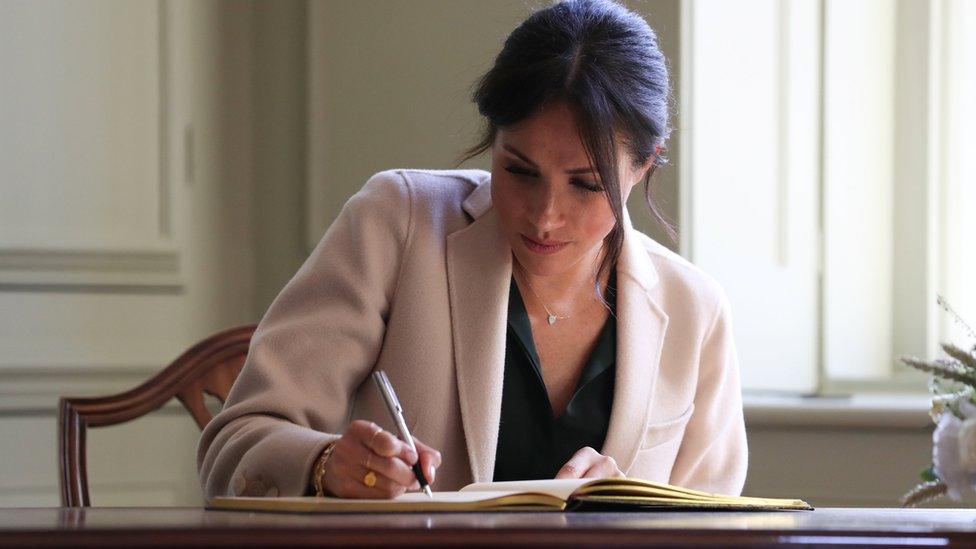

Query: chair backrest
[58,324,256,507]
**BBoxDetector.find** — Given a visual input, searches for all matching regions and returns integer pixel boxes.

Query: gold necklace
[514,264,572,326]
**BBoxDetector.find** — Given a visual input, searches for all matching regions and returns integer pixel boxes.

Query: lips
[520,234,569,254]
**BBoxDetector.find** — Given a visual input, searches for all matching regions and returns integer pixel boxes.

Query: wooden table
[1,507,975,547]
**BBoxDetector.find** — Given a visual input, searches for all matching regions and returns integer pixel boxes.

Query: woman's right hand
[322,420,442,499]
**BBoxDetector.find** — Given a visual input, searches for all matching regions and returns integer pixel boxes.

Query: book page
[262,491,533,504]
[460,478,591,500]
[384,491,524,503]
[209,490,567,513]
[459,477,694,500]
[461,477,810,510]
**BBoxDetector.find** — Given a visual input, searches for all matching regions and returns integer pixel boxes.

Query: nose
[528,184,564,235]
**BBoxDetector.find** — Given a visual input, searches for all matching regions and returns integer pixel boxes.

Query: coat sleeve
[667,290,749,495]
[197,170,413,499]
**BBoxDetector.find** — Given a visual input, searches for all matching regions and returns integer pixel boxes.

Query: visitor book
[209,477,812,512]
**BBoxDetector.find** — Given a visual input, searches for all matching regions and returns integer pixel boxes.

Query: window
[684,0,975,394]
[941,0,976,349]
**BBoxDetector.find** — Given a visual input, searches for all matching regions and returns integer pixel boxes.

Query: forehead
[496,101,630,167]
[505,101,581,137]
[497,102,587,160]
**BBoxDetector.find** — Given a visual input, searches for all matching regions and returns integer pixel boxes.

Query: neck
[513,247,612,311]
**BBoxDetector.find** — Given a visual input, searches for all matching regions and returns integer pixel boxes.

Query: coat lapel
[446,181,512,483]
[601,209,670,473]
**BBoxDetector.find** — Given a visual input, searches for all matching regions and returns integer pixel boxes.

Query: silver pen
[372,370,433,498]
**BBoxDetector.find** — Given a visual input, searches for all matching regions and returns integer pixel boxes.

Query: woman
[198,0,747,500]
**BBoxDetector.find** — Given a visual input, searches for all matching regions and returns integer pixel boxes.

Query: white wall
[745,421,946,507]
[307,0,683,250]
[0,0,305,507]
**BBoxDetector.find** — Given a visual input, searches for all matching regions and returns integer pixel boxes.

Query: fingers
[350,421,417,463]
[351,422,418,487]
[582,454,623,478]
[326,437,414,498]
[414,438,442,485]
[555,447,622,479]
[337,462,409,500]
[328,422,448,497]
[370,429,418,464]
[359,438,418,488]
[555,447,596,479]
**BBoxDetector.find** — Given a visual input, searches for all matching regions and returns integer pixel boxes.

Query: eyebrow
[502,144,596,175]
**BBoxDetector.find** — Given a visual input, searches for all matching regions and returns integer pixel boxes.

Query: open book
[209,477,812,513]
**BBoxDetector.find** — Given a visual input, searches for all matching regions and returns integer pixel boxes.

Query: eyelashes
[503,166,604,193]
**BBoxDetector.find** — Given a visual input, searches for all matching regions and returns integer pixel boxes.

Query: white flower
[960,398,976,419]
[934,413,969,500]
[960,418,976,472]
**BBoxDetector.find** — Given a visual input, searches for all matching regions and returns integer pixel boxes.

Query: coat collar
[446,199,511,483]
[600,208,669,473]
[447,178,669,481]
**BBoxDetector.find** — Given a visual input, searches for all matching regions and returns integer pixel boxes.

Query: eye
[572,179,604,193]
[504,165,604,194]
[504,165,536,178]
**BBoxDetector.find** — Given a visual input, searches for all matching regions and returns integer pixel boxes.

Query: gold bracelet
[312,441,338,497]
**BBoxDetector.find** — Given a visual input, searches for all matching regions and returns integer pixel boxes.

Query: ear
[634,154,657,185]
[620,154,656,203]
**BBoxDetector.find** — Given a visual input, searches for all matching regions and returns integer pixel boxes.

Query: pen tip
[423,486,433,498]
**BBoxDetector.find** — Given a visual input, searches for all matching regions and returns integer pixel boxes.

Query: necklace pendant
[547,314,557,325]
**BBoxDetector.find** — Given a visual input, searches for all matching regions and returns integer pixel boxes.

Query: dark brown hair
[454,0,675,303]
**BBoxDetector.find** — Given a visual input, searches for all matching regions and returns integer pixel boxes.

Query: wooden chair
[58,324,256,507]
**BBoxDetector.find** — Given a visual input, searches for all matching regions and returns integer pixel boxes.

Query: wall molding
[0,0,181,291]
[0,479,179,498]
[744,393,931,430]
[0,362,184,414]
[0,246,181,290]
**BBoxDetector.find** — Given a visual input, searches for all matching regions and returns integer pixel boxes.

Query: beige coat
[197,168,748,499]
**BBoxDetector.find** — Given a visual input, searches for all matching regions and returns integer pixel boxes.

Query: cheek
[491,178,518,214]
[490,178,523,225]
[578,200,617,243]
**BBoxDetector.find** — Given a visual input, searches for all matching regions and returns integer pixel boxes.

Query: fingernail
[428,465,436,482]
[407,450,418,463]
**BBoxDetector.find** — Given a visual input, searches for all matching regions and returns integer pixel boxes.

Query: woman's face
[490,101,650,279]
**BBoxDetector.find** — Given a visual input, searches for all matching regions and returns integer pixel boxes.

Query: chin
[511,249,575,277]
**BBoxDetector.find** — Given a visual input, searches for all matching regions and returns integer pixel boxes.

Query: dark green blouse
[492,270,617,481]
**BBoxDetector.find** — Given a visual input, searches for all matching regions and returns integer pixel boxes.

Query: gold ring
[363,471,377,488]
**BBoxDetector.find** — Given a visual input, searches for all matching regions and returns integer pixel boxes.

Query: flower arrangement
[900,296,976,507]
